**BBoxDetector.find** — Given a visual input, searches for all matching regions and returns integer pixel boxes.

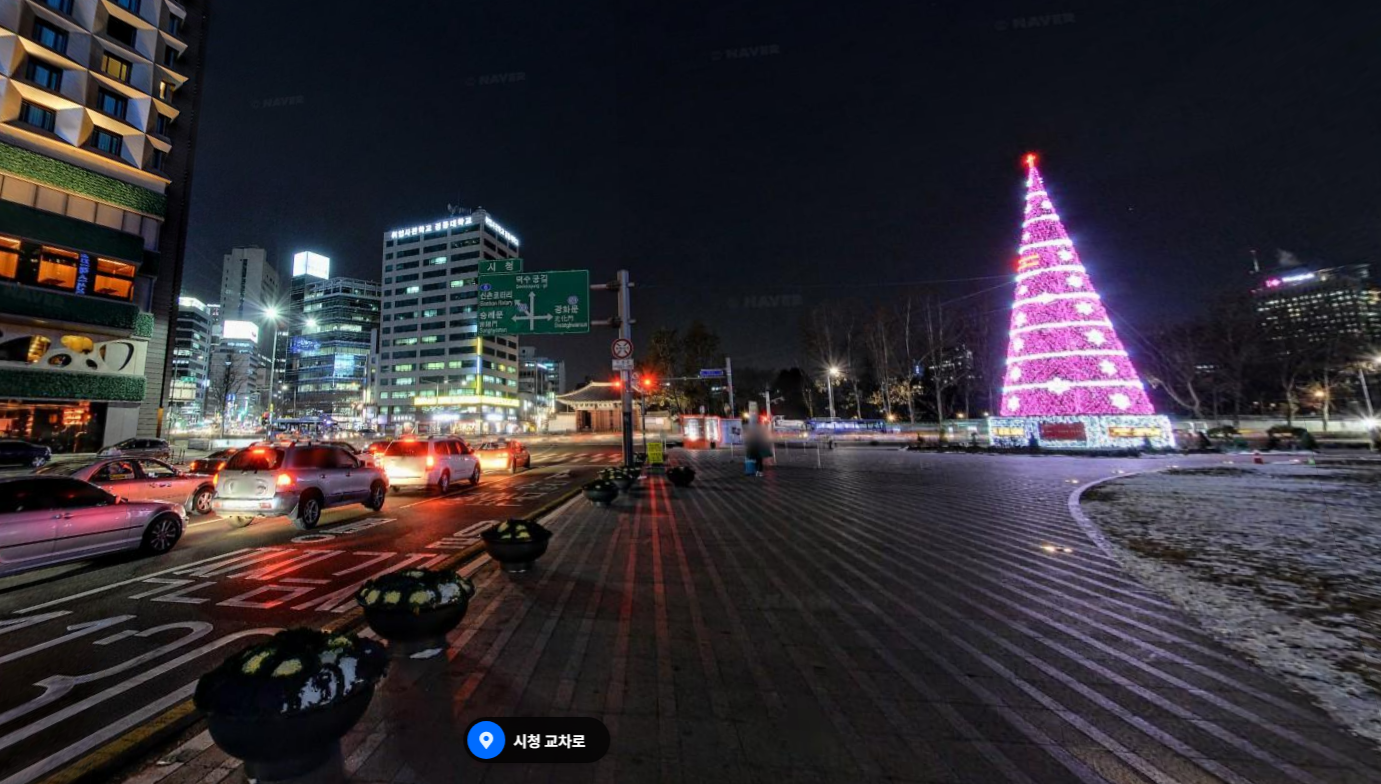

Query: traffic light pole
[618,270,635,466]
[593,270,637,467]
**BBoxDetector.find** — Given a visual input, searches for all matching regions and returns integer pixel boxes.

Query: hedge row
[0,368,145,402]
[0,285,145,333]
[0,142,166,216]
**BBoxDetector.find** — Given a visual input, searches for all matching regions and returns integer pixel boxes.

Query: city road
[0,445,620,784]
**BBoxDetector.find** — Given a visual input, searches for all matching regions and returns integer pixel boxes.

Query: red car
[474,439,531,474]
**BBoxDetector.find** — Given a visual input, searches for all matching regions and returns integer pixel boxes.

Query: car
[474,439,531,474]
[37,458,218,516]
[211,443,387,530]
[320,440,376,466]
[0,439,52,468]
[188,448,239,475]
[0,476,184,576]
[378,437,480,493]
[98,438,172,461]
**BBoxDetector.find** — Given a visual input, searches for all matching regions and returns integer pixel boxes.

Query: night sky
[180,0,1381,384]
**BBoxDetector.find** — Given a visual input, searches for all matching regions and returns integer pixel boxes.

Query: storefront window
[36,247,79,290]
[0,237,19,280]
[0,335,51,363]
[93,257,136,300]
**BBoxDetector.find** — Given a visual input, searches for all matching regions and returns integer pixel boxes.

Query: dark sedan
[188,448,239,475]
[0,439,52,468]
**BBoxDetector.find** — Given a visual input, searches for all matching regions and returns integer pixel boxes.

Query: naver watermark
[995,13,1075,31]
[709,44,781,62]
[465,72,526,87]
[250,95,305,109]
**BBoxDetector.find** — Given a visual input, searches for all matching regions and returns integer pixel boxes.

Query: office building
[518,346,565,430]
[169,295,212,427]
[0,0,208,449]
[1253,264,1381,353]
[276,250,330,416]
[208,319,266,431]
[219,246,279,322]
[294,276,380,423]
[376,209,521,435]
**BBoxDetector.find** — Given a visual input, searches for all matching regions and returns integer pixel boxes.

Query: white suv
[379,437,480,493]
[211,444,388,529]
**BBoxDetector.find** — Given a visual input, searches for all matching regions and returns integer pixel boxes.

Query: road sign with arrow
[477,270,591,335]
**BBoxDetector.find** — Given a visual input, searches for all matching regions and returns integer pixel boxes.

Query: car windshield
[477,442,506,451]
[384,441,429,457]
[34,462,85,476]
[222,448,284,471]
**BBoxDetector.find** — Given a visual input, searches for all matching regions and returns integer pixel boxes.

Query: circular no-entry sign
[612,338,633,359]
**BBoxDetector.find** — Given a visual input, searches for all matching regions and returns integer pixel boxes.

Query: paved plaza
[123,450,1381,783]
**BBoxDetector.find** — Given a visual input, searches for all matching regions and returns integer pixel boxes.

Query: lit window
[157,80,175,101]
[0,237,20,279]
[405,285,420,294]
[100,52,132,83]
[36,247,79,290]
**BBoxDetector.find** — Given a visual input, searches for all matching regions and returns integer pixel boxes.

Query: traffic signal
[612,377,623,390]
[640,376,655,390]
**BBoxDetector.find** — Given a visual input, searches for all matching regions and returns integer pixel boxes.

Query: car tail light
[426,455,435,468]
[276,473,294,487]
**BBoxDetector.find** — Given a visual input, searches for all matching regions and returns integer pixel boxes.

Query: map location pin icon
[479,732,494,749]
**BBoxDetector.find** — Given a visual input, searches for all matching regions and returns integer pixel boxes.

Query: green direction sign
[478,258,523,274]
[477,270,590,336]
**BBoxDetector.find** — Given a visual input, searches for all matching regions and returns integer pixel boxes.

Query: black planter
[584,485,618,507]
[611,476,635,491]
[482,530,552,574]
[205,683,375,781]
[667,468,696,487]
[363,600,468,643]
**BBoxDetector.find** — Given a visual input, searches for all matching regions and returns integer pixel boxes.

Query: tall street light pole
[263,307,280,431]
[826,366,840,420]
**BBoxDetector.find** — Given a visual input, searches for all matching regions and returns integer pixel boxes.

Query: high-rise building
[169,296,213,427]
[208,319,266,431]
[0,1,208,449]
[518,346,565,429]
[1252,264,1381,354]
[294,277,380,423]
[376,209,522,435]
[278,251,330,415]
[219,246,280,322]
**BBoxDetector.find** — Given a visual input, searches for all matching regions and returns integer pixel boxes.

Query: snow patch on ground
[1080,462,1381,745]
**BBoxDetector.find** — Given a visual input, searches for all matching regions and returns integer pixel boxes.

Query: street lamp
[826,366,841,420]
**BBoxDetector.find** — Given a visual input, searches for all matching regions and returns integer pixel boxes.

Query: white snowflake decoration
[1009,366,1022,381]
[1057,250,1073,261]
[1048,378,1072,395]
[1007,396,1020,411]
[1066,275,1084,288]
[1109,393,1132,410]
[1075,302,1095,316]
[1017,285,1028,296]
[1036,293,1055,305]
[1099,360,1118,376]
[1041,200,1053,209]
[1013,338,1025,351]
[1022,231,1031,241]
[1014,312,1028,326]
[1085,329,1106,346]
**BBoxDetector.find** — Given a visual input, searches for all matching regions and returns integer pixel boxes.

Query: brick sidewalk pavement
[127,450,1381,783]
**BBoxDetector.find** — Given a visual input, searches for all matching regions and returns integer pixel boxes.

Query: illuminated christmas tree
[988,155,1174,449]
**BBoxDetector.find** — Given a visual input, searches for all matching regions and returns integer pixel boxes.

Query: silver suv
[211,443,387,530]
[379,437,480,493]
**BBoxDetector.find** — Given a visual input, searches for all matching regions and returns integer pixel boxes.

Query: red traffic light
[612,378,623,389]
[640,376,655,389]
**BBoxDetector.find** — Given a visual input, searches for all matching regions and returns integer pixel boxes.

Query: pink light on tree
[999,155,1158,418]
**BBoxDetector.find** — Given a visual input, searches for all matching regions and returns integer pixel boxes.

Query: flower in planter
[356,569,476,615]
[195,629,387,717]
[584,479,618,492]
[484,518,550,542]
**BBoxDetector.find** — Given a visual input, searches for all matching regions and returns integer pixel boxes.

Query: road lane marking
[14,549,256,615]
[0,615,133,666]
[0,627,279,784]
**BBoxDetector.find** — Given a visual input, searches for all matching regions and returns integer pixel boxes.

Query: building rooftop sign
[484,215,520,247]
[292,251,331,280]
[388,215,474,240]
